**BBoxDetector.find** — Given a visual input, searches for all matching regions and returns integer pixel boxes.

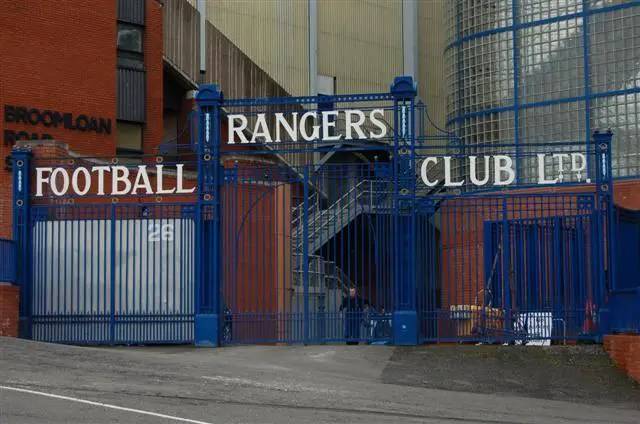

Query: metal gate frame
[11,76,617,346]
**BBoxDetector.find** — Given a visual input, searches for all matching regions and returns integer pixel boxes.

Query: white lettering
[92,166,111,195]
[131,165,153,195]
[50,168,70,196]
[369,109,387,139]
[571,153,587,180]
[321,110,342,141]
[553,153,570,182]
[420,157,439,187]
[299,112,319,141]
[176,164,196,194]
[35,167,53,197]
[494,155,515,186]
[537,154,558,184]
[71,167,91,195]
[251,114,271,143]
[227,114,248,144]
[111,166,131,195]
[155,165,176,194]
[275,112,297,142]
[469,156,490,186]
[344,110,366,140]
[443,156,464,187]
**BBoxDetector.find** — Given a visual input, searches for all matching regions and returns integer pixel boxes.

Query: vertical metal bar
[582,0,591,171]
[513,0,521,184]
[501,197,511,338]
[593,131,614,337]
[302,166,310,344]
[110,204,116,345]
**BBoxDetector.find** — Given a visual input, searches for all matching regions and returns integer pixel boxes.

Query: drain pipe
[197,0,207,83]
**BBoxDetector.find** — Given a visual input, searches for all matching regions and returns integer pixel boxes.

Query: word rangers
[227,109,388,144]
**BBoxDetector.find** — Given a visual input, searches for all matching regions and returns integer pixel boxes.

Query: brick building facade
[0,0,167,239]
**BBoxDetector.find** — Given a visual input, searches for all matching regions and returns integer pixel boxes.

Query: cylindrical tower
[446,0,640,180]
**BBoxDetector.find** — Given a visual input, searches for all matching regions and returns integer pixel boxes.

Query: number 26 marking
[148,223,174,242]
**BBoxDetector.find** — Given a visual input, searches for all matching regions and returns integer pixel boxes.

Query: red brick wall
[603,334,640,383]
[0,0,166,238]
[0,1,118,153]
[0,284,19,337]
[143,0,164,154]
[0,1,117,237]
[614,180,640,210]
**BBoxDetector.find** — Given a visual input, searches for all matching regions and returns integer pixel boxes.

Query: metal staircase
[293,179,391,255]
[287,180,389,301]
[288,155,446,297]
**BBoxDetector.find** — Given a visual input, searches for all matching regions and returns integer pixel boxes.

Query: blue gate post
[194,84,224,346]
[391,76,418,345]
[593,130,614,336]
[12,147,32,338]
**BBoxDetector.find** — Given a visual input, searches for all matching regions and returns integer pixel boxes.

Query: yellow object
[449,305,504,337]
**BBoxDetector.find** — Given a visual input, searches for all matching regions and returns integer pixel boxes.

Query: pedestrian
[340,287,364,345]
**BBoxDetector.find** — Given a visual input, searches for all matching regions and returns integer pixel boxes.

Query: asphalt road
[1,337,639,423]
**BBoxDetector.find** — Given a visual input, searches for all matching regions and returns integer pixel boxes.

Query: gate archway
[10,77,615,346]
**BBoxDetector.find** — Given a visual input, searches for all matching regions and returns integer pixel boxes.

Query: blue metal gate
[28,203,196,344]
[11,76,616,346]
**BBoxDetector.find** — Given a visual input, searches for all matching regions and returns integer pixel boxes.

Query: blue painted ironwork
[12,148,31,337]
[27,202,197,344]
[445,0,640,181]
[194,84,223,347]
[512,0,520,184]
[603,288,640,335]
[445,1,640,52]
[391,76,418,345]
[11,75,629,346]
[602,201,639,334]
[0,239,16,283]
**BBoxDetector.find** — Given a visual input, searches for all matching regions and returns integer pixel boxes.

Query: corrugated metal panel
[418,1,448,136]
[117,67,146,122]
[205,22,315,166]
[163,0,200,85]
[317,0,402,95]
[118,0,145,25]
[207,0,309,96]
[205,22,289,101]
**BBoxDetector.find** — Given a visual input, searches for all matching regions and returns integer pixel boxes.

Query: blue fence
[605,289,640,335]
[605,207,640,334]
[0,239,16,283]
[29,203,195,344]
[10,76,629,346]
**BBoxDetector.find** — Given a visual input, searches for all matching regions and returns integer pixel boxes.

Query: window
[117,24,143,53]
[116,121,143,155]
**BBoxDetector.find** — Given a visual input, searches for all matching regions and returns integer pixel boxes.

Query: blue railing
[603,288,640,335]
[0,239,16,283]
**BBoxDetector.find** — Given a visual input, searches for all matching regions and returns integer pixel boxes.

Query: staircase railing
[288,168,443,298]
[291,191,319,229]
[305,180,390,245]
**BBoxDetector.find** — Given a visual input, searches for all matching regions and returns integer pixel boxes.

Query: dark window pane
[117,121,143,154]
[117,24,143,53]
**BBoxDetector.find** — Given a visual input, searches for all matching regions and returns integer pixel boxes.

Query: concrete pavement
[1,337,638,423]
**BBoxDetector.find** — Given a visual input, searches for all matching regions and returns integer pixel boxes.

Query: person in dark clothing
[340,287,365,345]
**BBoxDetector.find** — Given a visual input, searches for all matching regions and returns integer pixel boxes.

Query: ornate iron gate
[11,76,615,346]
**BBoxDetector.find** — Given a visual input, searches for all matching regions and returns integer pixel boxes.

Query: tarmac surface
[1,337,639,423]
